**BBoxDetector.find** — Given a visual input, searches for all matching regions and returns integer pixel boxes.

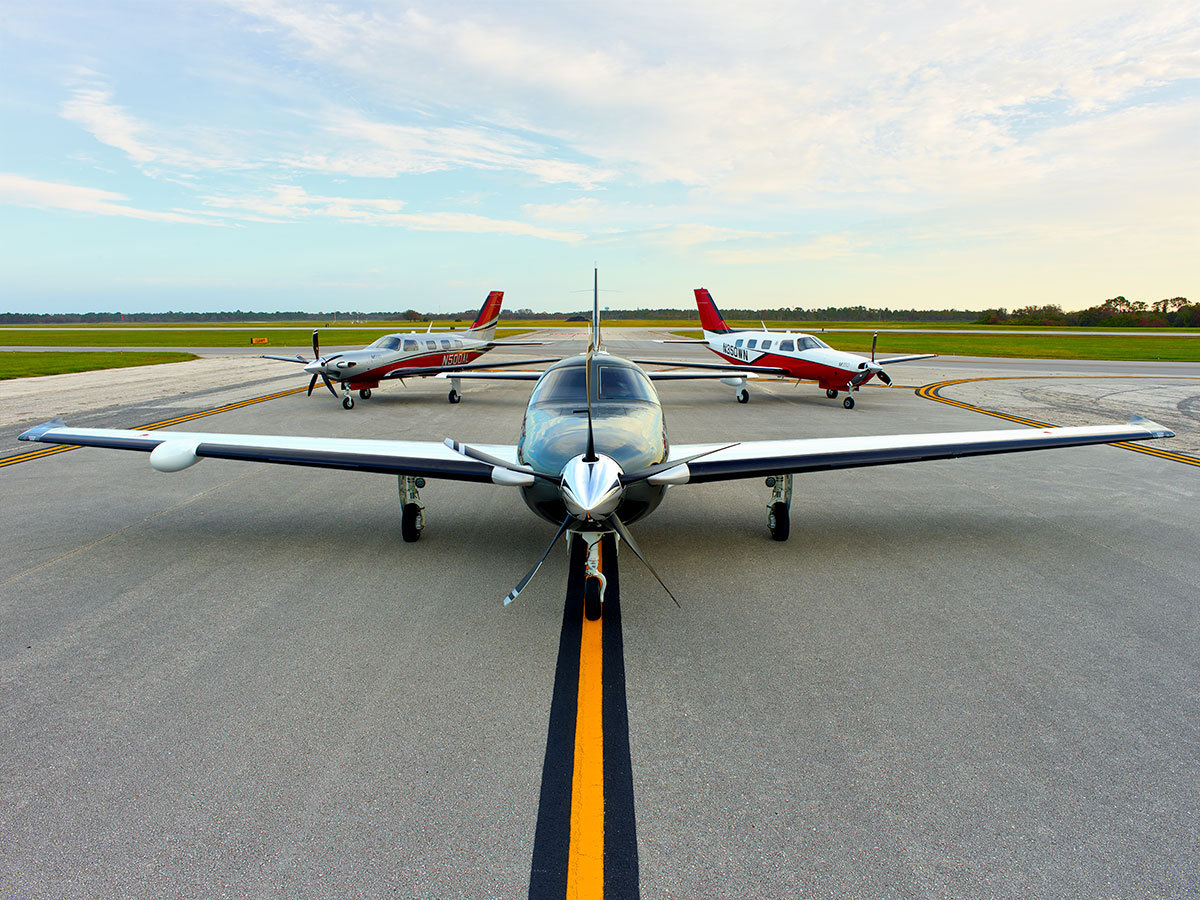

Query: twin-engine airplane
[637,288,936,408]
[264,290,553,408]
[20,272,1173,615]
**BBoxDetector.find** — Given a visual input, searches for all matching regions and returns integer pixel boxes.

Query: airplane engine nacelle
[150,440,202,472]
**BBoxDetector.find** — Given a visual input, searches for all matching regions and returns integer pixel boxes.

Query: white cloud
[200,184,584,240]
[0,173,209,224]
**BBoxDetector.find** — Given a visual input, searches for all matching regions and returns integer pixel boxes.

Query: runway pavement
[1,338,1198,899]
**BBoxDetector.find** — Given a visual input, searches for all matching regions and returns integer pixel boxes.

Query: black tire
[359,388,372,400]
[768,502,790,541]
[736,388,750,404]
[826,388,838,399]
[843,396,854,409]
[342,395,354,409]
[401,503,423,542]
[448,390,461,404]
[584,577,602,620]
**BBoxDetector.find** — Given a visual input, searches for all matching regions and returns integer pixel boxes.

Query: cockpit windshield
[368,336,401,351]
[529,363,656,405]
[797,336,830,350]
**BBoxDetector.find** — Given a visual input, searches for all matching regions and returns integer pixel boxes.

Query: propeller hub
[560,454,624,522]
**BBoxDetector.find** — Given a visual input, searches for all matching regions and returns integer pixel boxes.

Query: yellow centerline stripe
[917,376,1200,467]
[0,386,306,468]
[566,591,605,898]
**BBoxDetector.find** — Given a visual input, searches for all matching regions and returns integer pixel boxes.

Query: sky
[1,0,1197,314]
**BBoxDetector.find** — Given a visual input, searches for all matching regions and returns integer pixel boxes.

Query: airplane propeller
[304,330,340,398]
[860,331,892,386]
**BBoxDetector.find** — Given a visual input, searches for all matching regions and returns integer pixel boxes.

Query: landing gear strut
[765,473,792,541]
[447,377,462,404]
[341,384,355,410]
[580,531,606,620]
[399,475,426,542]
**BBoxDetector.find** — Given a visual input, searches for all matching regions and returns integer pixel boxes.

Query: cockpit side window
[780,340,794,351]
[403,340,418,351]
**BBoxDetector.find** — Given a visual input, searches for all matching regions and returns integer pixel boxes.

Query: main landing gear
[826,386,855,408]
[399,475,426,542]
[447,377,462,404]
[765,473,792,541]
[736,388,750,404]
[359,388,372,400]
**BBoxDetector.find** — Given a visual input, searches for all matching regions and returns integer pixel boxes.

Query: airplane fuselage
[517,353,669,528]
[309,332,493,389]
[706,329,877,391]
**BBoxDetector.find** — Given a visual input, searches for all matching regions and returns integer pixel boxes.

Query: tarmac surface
[2,331,1198,898]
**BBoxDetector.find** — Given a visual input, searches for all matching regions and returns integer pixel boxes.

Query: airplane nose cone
[561,454,624,521]
[303,361,323,374]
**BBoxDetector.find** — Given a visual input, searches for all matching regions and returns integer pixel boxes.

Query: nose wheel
[843,396,855,409]
[342,394,355,409]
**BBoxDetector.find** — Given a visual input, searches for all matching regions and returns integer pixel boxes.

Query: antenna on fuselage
[583,267,599,462]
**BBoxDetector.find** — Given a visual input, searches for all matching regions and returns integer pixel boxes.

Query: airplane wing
[379,357,560,380]
[645,370,754,381]
[653,338,708,344]
[17,420,526,484]
[437,370,545,381]
[633,357,793,377]
[661,418,1173,484]
[876,353,937,365]
[261,353,309,363]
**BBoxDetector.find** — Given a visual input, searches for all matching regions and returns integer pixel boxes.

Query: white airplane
[636,288,937,408]
[19,273,1173,615]
[264,291,554,408]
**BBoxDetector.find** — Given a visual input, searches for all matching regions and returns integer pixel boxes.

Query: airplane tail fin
[695,288,732,334]
[467,291,504,338]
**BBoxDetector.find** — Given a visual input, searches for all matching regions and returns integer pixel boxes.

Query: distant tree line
[976,297,1196,327]
[2,296,1193,326]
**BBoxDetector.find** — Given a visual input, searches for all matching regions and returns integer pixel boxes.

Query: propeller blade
[312,329,320,360]
[307,373,318,396]
[877,369,892,386]
[504,516,572,605]
[321,374,338,397]
[443,439,551,481]
[609,514,680,607]
[871,331,878,362]
[583,348,597,463]
[620,442,740,484]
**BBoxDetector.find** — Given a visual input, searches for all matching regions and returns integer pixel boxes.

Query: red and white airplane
[637,288,936,408]
[264,291,553,409]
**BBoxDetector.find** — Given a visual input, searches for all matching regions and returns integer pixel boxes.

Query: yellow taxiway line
[567,601,605,898]
[0,386,306,469]
[916,376,1200,467]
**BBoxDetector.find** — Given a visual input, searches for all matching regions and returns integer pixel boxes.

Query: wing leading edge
[17,421,523,484]
[664,418,1173,484]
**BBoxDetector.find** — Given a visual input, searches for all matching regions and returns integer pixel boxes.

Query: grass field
[0,351,198,380]
[0,321,1197,362]
[670,330,1200,361]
